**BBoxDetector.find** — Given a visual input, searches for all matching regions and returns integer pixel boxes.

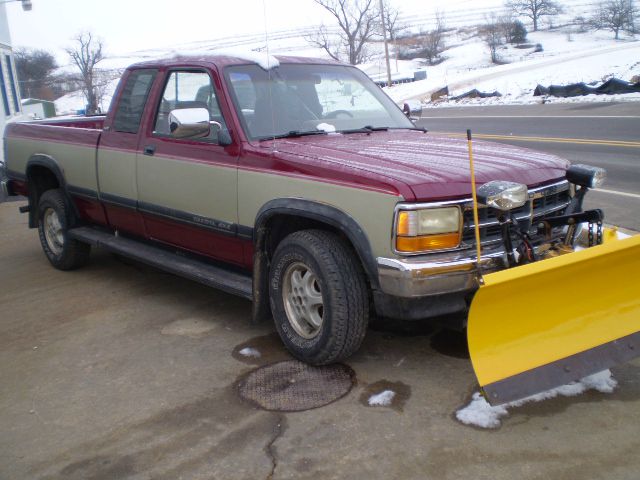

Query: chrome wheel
[282,262,324,339]
[43,207,64,256]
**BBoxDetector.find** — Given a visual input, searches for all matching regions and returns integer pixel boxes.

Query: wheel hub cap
[282,262,324,339]
[43,208,64,255]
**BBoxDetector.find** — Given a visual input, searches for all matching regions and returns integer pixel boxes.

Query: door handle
[143,145,156,156]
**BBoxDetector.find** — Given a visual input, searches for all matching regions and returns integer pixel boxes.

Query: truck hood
[271,131,569,201]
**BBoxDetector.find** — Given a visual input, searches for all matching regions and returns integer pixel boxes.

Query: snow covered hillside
[380,30,640,107]
[53,0,639,114]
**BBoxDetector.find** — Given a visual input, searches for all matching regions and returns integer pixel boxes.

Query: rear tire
[269,229,369,365]
[37,189,90,270]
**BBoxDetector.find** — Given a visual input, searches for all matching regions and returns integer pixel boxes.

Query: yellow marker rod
[466,129,483,283]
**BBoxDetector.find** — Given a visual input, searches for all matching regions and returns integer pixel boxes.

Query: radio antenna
[262,0,277,152]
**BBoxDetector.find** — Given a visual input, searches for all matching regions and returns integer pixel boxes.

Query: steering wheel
[324,110,354,119]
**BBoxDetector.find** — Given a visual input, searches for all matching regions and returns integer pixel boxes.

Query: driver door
[135,68,242,265]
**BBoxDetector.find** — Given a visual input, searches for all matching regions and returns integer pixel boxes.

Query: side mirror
[208,120,233,146]
[217,129,233,147]
[403,100,423,122]
[169,108,210,139]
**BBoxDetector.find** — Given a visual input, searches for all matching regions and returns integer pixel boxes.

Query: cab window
[153,70,226,143]
[113,69,157,133]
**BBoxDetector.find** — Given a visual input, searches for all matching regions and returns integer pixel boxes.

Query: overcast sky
[8,0,320,59]
[6,0,500,65]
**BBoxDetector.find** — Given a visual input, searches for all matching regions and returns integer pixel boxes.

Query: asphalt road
[417,102,640,231]
[2,202,640,480]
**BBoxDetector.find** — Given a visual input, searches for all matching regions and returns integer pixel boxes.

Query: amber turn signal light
[396,233,461,252]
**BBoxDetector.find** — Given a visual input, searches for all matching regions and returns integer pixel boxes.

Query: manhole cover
[238,361,355,412]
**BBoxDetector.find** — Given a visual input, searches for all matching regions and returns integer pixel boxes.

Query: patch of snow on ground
[238,347,261,358]
[368,389,396,407]
[456,393,509,429]
[53,90,88,116]
[456,370,617,429]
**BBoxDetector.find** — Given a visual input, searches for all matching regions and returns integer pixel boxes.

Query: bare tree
[308,25,343,62]
[66,32,104,115]
[421,11,447,65]
[381,0,404,41]
[505,0,563,31]
[381,1,407,72]
[593,0,636,39]
[482,14,504,63]
[93,69,122,114]
[307,0,379,65]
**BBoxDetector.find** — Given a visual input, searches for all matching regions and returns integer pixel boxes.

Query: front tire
[37,189,90,270]
[269,230,368,365]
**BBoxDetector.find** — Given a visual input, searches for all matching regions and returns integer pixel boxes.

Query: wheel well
[263,214,350,258]
[251,212,375,324]
[26,165,60,227]
[263,213,373,292]
[28,165,60,195]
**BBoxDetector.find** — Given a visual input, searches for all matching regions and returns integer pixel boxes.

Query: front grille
[461,181,571,247]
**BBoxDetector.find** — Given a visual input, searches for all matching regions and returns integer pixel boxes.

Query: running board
[69,227,253,300]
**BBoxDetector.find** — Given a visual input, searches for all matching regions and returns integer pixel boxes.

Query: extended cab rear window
[113,69,158,134]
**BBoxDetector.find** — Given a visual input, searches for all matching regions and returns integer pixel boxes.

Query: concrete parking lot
[1,201,639,480]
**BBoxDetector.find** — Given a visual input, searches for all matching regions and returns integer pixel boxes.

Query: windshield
[224,63,414,140]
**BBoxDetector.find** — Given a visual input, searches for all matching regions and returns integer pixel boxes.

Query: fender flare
[254,198,379,288]
[251,198,380,323]
[25,154,76,227]
[26,154,67,189]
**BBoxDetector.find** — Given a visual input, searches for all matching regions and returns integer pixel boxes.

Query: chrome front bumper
[377,247,508,298]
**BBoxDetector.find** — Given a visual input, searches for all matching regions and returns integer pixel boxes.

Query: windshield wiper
[258,130,328,141]
[388,126,428,133]
[340,125,389,134]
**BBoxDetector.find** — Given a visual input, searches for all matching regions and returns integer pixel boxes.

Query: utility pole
[379,0,392,87]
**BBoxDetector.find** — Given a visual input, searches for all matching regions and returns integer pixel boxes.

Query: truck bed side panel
[6,123,101,191]
[5,122,107,225]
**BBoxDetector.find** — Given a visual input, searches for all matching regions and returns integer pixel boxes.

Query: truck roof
[129,53,344,70]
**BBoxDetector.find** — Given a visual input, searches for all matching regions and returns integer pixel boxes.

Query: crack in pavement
[265,414,287,480]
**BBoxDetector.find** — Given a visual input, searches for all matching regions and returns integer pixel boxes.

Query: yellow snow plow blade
[468,234,640,405]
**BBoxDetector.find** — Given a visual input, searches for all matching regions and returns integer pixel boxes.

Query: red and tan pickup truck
[1,53,612,371]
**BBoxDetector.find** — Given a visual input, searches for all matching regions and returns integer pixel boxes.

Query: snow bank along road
[418,102,640,232]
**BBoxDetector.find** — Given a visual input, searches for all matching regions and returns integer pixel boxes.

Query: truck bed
[36,115,106,130]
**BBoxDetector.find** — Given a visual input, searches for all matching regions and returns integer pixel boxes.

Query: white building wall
[0,4,10,46]
[0,4,26,165]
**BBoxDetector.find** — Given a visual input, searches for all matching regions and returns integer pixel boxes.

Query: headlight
[395,206,462,253]
[477,181,528,211]
[567,164,606,188]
